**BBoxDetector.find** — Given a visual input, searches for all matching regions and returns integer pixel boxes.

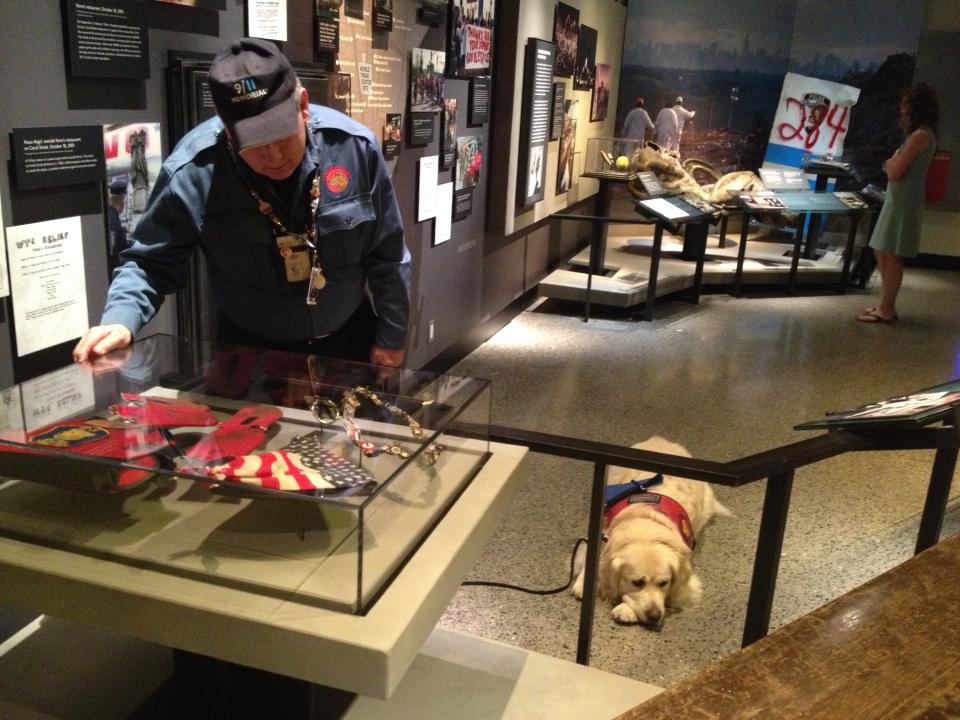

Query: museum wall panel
[0,1,244,387]
[488,0,627,237]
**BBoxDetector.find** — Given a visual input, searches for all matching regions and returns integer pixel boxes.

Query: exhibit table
[0,335,528,706]
[733,190,872,295]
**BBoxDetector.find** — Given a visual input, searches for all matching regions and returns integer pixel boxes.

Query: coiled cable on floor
[460,538,587,596]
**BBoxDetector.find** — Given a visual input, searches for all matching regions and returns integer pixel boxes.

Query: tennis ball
[615,155,630,170]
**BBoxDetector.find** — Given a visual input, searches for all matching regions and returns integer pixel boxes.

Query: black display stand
[799,160,856,259]
[632,194,715,320]
[732,190,874,296]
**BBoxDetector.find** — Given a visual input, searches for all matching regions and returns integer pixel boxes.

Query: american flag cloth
[281,431,377,493]
[205,450,338,492]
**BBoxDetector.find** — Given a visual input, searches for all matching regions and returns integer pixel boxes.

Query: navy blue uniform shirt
[102,105,410,349]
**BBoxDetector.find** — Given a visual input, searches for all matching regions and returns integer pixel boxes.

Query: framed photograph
[447,0,495,78]
[574,25,596,90]
[556,99,578,194]
[455,135,482,190]
[316,0,342,15]
[441,98,458,169]
[553,2,579,78]
[373,0,393,31]
[590,63,611,122]
[383,113,402,160]
[411,48,446,112]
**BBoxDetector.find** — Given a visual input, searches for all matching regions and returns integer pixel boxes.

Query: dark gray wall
[0,0,245,386]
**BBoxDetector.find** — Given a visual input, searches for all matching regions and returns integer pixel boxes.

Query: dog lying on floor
[572,436,731,626]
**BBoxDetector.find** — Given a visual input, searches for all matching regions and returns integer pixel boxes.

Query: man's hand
[73,324,133,363]
[369,345,405,368]
[369,345,405,383]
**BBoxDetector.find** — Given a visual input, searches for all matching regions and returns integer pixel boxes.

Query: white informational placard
[418,155,439,222]
[247,0,288,42]
[0,197,8,298]
[7,216,89,356]
[0,387,24,433]
[640,198,687,220]
[434,182,453,245]
[21,362,95,428]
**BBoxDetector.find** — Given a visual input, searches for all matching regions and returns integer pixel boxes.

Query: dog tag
[276,234,311,283]
[305,265,326,305]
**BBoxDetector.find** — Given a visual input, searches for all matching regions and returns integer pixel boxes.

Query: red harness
[605,491,696,550]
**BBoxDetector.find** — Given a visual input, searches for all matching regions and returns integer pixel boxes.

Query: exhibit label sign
[11,126,105,191]
[7,216,89,357]
[64,0,149,79]
[248,0,287,42]
[517,38,555,208]
[550,82,565,141]
[409,112,435,147]
[417,155,439,222]
[468,76,490,126]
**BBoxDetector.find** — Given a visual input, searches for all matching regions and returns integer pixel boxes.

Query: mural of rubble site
[617,0,924,186]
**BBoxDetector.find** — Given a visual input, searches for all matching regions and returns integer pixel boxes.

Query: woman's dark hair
[902,82,939,135]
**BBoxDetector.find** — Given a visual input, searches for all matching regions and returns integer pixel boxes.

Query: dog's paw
[611,602,639,624]
[669,573,703,610]
[571,571,584,600]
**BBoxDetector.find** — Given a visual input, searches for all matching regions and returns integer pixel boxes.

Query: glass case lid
[0,334,490,507]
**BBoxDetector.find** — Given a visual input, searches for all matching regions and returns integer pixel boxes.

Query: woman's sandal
[856,309,897,324]
[862,306,899,320]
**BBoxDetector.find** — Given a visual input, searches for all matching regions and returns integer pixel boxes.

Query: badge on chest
[275,233,311,283]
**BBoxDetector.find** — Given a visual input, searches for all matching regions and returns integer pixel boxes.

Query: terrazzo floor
[438,263,960,689]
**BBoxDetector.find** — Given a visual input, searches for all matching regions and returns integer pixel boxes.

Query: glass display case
[0,335,491,614]
[583,136,640,179]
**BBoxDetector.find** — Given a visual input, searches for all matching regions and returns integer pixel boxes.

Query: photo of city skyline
[617,0,923,177]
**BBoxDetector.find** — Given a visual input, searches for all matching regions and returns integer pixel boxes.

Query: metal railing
[483,415,960,665]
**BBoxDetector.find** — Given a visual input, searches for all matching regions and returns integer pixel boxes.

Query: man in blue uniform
[74,38,410,367]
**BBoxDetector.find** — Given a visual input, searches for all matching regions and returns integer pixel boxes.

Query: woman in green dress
[857,82,939,324]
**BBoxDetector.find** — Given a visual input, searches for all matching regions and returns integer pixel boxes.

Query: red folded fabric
[205,450,336,492]
[185,405,282,462]
[111,394,217,427]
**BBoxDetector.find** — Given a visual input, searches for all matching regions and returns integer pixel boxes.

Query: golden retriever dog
[572,436,731,626]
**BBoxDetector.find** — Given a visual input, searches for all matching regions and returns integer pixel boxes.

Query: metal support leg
[915,445,959,554]
[644,223,664,321]
[576,461,607,665]
[742,471,794,647]
[584,265,594,323]
[733,212,751,297]
[689,221,708,304]
[789,217,804,294]
[839,211,861,291]
[718,212,729,249]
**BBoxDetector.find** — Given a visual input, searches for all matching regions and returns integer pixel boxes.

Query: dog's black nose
[645,610,662,624]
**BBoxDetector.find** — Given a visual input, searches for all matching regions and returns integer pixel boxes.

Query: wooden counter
[615,531,960,719]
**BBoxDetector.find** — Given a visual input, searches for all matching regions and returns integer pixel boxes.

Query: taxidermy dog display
[572,436,731,626]
[628,142,764,204]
